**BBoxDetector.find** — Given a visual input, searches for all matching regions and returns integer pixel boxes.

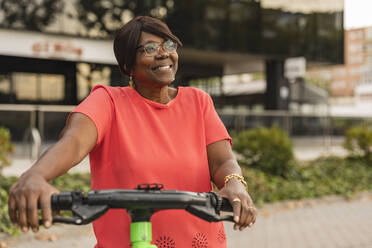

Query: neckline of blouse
[128,86,182,109]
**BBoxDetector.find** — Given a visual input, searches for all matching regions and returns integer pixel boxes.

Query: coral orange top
[72,85,231,248]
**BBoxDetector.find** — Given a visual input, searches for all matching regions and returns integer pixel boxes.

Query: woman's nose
[156,47,169,58]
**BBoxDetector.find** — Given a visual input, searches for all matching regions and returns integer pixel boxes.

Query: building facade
[0,0,344,141]
[308,26,372,109]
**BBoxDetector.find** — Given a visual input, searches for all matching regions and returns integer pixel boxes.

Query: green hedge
[0,176,18,235]
[233,126,296,177]
[344,125,372,162]
[0,126,14,174]
[244,156,372,206]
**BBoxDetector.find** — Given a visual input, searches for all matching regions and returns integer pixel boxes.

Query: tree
[0,0,64,31]
[75,0,171,38]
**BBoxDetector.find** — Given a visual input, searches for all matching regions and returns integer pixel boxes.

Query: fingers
[14,193,40,233]
[27,196,40,232]
[231,197,248,230]
[238,200,249,230]
[248,206,257,227]
[7,177,56,233]
[17,195,28,233]
[219,183,258,231]
[231,198,242,230]
[240,204,257,230]
[8,189,17,225]
[230,196,257,231]
[40,194,53,228]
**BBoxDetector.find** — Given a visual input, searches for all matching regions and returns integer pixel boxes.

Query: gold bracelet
[224,173,248,190]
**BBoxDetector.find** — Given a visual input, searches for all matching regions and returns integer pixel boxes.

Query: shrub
[233,126,295,177]
[0,126,14,174]
[242,156,372,206]
[344,125,372,162]
[0,175,18,235]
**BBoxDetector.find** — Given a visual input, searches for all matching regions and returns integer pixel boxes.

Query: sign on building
[284,57,306,80]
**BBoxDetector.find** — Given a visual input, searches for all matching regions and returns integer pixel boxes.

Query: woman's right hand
[8,172,59,233]
[7,113,97,233]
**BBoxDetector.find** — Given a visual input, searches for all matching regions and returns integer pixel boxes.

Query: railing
[0,104,74,159]
[1,104,372,160]
[217,108,372,136]
[22,127,42,160]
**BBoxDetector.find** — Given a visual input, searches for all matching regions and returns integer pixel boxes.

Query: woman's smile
[152,64,173,71]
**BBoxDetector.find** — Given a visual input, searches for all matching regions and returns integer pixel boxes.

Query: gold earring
[129,75,133,89]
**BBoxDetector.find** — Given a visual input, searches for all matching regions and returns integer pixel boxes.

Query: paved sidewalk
[225,195,372,248]
[1,195,371,248]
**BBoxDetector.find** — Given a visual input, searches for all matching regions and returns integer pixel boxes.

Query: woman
[8,16,257,247]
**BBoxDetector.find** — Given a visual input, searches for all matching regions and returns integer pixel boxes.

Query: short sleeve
[70,85,114,145]
[203,93,232,146]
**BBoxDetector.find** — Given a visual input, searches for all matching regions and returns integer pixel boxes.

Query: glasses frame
[136,39,178,57]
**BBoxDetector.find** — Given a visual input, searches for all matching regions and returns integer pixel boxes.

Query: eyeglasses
[137,40,177,56]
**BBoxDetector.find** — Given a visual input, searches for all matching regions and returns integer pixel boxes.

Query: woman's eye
[164,41,175,50]
[145,44,158,53]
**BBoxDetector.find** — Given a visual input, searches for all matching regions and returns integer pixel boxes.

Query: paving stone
[225,197,372,248]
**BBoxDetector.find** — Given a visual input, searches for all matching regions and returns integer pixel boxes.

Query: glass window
[348,55,364,64]
[0,75,11,94]
[12,72,65,101]
[331,80,346,90]
[77,63,111,101]
[40,74,65,101]
[366,27,372,40]
[349,43,363,53]
[13,73,38,100]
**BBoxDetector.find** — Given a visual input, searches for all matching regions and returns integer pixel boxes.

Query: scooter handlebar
[49,187,234,225]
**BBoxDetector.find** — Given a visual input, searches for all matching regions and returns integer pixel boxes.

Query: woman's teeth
[155,65,171,71]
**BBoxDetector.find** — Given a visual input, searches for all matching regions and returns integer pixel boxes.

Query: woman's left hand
[218,178,257,231]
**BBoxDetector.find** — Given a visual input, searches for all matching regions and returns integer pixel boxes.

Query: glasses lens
[141,40,177,56]
[143,43,159,55]
[163,40,177,52]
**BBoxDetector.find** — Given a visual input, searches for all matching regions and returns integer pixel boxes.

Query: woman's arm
[8,113,97,233]
[207,139,257,231]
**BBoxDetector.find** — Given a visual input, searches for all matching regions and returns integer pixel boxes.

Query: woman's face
[132,32,178,87]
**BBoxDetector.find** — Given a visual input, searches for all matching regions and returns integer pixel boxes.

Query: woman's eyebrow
[141,39,163,45]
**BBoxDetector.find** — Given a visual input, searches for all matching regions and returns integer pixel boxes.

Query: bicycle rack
[22,127,41,160]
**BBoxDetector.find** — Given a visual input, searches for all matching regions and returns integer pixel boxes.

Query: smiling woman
[113,16,183,104]
[8,16,257,248]
[132,32,179,94]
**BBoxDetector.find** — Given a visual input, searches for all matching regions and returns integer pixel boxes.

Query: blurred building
[308,26,372,115]
[0,0,344,141]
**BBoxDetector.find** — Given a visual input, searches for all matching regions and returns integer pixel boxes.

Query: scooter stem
[130,222,157,248]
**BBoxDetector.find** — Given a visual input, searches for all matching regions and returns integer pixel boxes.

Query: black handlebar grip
[220,197,233,212]
[51,192,73,210]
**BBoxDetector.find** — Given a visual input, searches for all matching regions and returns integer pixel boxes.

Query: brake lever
[39,191,109,225]
[52,216,85,225]
[53,204,109,225]
[39,204,109,225]
[219,215,235,222]
[185,192,235,223]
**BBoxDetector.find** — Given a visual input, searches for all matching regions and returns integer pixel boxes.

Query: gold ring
[232,198,241,203]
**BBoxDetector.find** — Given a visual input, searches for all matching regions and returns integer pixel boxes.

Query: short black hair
[113,16,182,76]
